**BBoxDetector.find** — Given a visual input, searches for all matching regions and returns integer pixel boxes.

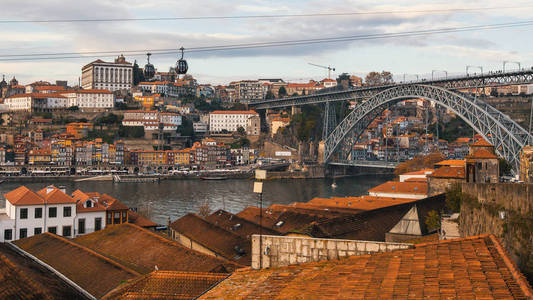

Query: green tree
[278,86,288,97]
[237,126,246,135]
[499,158,512,176]
[425,210,441,232]
[178,118,194,137]
[265,90,275,99]
[445,184,463,213]
[364,71,394,86]
[132,60,145,86]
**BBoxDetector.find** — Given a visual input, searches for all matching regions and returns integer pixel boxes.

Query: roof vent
[234,245,246,256]
[414,187,418,191]
[275,221,284,227]
[46,185,55,194]
[391,186,396,190]
[232,223,241,230]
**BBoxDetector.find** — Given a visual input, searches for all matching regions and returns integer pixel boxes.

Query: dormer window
[85,200,93,208]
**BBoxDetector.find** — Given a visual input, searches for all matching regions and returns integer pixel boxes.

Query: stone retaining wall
[251,234,413,269]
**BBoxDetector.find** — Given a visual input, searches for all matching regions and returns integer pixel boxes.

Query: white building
[209,110,259,133]
[81,55,133,91]
[60,89,115,110]
[138,81,171,94]
[122,110,182,131]
[193,122,208,134]
[4,93,69,111]
[0,186,77,242]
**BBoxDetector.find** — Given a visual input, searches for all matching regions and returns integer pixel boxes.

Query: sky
[0,0,533,86]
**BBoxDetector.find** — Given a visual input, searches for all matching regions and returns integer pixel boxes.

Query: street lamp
[503,61,521,72]
[466,65,483,75]
[254,169,267,269]
[431,70,448,80]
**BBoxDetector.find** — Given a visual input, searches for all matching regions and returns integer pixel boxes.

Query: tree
[278,86,288,97]
[364,71,394,86]
[445,184,463,213]
[499,158,512,176]
[394,152,445,175]
[237,126,246,135]
[67,106,79,111]
[178,117,194,137]
[425,210,441,232]
[132,60,145,86]
[265,90,275,99]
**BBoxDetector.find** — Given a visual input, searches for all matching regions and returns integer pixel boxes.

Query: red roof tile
[103,270,228,299]
[200,235,533,299]
[4,186,44,205]
[429,166,466,179]
[368,181,428,195]
[466,149,498,159]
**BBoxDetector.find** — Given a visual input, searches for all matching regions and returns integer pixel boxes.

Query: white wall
[75,211,106,236]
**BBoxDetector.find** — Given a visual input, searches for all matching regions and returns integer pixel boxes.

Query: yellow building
[134,94,161,109]
[28,149,52,165]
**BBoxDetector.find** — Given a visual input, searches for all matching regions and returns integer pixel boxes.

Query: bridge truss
[323,85,533,172]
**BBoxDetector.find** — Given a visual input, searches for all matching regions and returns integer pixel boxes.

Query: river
[0,175,393,224]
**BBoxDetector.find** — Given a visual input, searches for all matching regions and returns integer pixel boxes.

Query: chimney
[46,185,55,194]
[58,186,67,194]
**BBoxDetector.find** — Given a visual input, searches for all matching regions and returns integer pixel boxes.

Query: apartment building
[209,110,259,133]
[60,89,115,110]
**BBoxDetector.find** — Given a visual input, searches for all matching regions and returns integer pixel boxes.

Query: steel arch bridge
[324,84,533,172]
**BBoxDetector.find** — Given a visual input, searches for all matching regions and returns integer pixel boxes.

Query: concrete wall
[251,234,413,269]
[428,177,462,196]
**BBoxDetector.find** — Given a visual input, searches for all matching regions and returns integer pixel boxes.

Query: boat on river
[200,176,228,180]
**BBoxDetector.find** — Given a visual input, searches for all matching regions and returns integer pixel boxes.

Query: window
[48,227,57,234]
[95,218,102,231]
[63,206,72,217]
[34,227,42,235]
[78,219,86,234]
[19,228,27,239]
[4,229,12,240]
[20,208,28,219]
[35,207,42,219]
[62,226,71,237]
[49,207,57,218]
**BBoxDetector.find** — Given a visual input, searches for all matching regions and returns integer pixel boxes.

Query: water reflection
[0,175,393,224]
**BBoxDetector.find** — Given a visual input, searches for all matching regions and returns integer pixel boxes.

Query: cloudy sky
[0,0,532,85]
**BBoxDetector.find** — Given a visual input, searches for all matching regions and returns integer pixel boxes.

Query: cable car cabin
[176,47,188,75]
[144,53,155,79]
[176,59,188,74]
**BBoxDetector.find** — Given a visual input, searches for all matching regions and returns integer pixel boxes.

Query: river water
[0,175,393,224]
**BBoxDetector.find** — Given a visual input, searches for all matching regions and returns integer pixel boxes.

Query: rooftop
[471,138,494,147]
[200,235,533,299]
[170,214,251,265]
[209,110,258,115]
[368,181,428,195]
[206,209,281,239]
[0,243,88,299]
[466,149,498,159]
[429,166,466,179]
[103,271,228,300]
[434,159,466,167]
[14,233,139,298]
[74,223,239,274]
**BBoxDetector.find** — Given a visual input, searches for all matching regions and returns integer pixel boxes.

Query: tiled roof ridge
[174,214,249,257]
[210,209,282,234]
[122,223,243,267]
[487,234,533,297]
[41,232,140,276]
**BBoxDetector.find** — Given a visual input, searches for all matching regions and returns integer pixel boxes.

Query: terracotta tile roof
[429,166,466,179]
[0,243,87,299]
[74,223,239,274]
[300,194,446,240]
[103,270,228,299]
[14,233,139,298]
[206,210,281,239]
[434,159,466,167]
[305,196,418,211]
[209,110,258,115]
[36,186,76,204]
[200,234,533,299]
[72,190,107,212]
[4,186,44,205]
[368,181,428,195]
[237,207,332,234]
[455,137,472,144]
[404,177,428,182]
[466,149,498,159]
[400,168,434,176]
[127,210,157,228]
[170,214,251,265]
[267,204,352,218]
[471,138,493,147]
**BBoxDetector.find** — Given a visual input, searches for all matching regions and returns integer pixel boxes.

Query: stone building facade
[520,146,533,183]
[81,55,133,92]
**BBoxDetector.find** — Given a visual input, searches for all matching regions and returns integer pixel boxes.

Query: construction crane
[308,63,335,79]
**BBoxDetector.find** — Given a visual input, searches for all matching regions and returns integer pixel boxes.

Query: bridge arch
[324,84,533,172]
